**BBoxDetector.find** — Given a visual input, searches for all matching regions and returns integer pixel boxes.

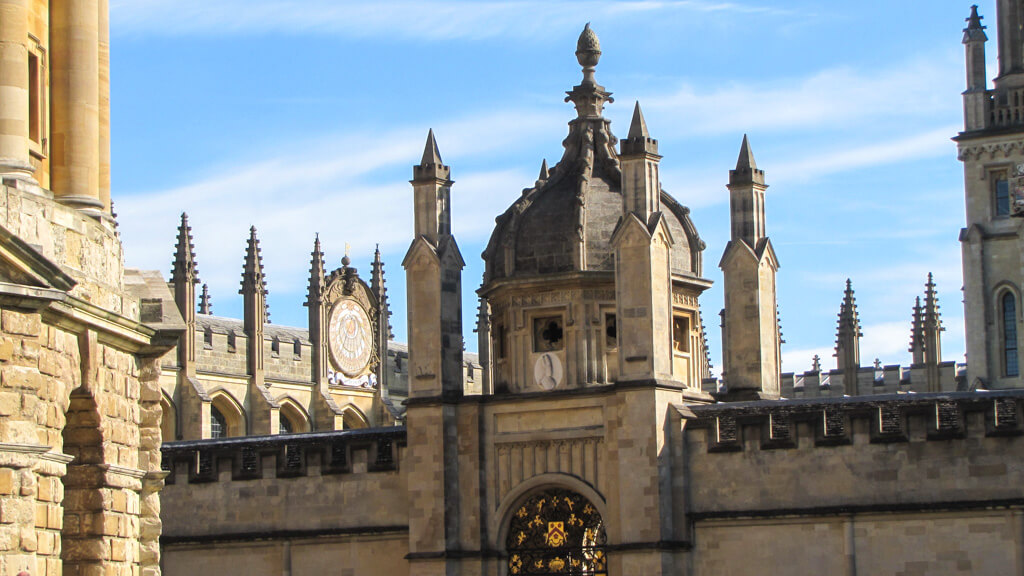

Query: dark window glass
[279,413,292,434]
[996,179,1010,216]
[1004,292,1019,377]
[210,405,227,439]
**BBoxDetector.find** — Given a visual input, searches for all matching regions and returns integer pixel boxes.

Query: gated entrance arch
[505,488,608,575]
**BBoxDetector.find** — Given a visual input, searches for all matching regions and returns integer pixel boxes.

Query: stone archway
[505,488,608,575]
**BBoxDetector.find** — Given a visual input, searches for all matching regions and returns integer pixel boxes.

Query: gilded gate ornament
[506,489,607,575]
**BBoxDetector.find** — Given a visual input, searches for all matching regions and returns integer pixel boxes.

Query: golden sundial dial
[328,298,372,377]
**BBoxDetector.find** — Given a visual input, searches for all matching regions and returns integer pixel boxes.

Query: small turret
[728,134,768,247]
[910,296,926,364]
[411,130,453,244]
[619,101,662,223]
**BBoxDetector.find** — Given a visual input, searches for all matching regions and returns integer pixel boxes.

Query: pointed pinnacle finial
[171,211,198,284]
[539,159,549,180]
[736,134,757,170]
[967,5,984,29]
[628,101,650,139]
[964,5,988,42]
[198,283,212,315]
[421,129,443,166]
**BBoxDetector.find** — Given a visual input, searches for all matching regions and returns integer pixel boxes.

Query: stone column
[0,0,35,183]
[51,0,104,213]
[98,0,111,212]
[138,357,165,576]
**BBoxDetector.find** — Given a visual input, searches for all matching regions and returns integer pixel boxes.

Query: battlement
[161,426,406,484]
[682,390,1022,453]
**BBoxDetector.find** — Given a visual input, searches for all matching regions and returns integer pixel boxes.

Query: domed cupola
[482,24,706,285]
[477,24,712,396]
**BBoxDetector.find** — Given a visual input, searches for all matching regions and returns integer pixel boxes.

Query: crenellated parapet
[161,426,405,484]
[682,390,1022,453]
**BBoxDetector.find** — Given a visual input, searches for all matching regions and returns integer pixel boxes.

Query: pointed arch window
[1004,292,1019,377]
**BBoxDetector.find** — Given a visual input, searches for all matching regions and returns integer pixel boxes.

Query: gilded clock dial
[328,299,373,377]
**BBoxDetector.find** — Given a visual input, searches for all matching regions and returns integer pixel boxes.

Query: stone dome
[481,28,705,286]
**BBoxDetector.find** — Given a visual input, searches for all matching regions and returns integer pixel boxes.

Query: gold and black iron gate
[506,488,607,575]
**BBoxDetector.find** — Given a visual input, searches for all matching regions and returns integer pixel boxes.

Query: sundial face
[328,299,373,377]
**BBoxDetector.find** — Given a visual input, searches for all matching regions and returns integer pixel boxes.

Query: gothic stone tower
[957,2,1024,389]
[719,135,781,400]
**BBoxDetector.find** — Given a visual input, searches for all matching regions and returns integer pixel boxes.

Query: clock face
[328,299,373,377]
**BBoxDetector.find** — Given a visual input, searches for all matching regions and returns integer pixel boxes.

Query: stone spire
[304,234,329,393]
[198,284,211,315]
[306,234,326,307]
[171,213,198,287]
[240,226,267,373]
[412,130,453,244]
[239,227,278,433]
[922,273,944,363]
[371,245,392,397]
[835,279,862,383]
[963,5,989,130]
[370,245,392,340]
[171,213,198,377]
[728,134,768,247]
[619,101,662,223]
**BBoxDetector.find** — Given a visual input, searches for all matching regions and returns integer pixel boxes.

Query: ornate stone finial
[576,23,601,69]
[811,354,821,372]
[964,5,986,39]
[574,23,603,88]
[874,358,882,370]
[198,283,211,315]
[171,212,198,285]
[342,242,351,267]
[306,234,326,306]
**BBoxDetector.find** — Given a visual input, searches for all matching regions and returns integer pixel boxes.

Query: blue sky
[111,0,983,375]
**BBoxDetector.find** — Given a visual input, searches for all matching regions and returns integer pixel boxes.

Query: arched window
[160,396,177,442]
[1004,292,1019,377]
[506,488,607,575]
[210,405,228,439]
[278,400,309,434]
[209,393,245,439]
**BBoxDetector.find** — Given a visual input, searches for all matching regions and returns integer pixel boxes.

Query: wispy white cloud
[110,0,787,39]
[643,59,959,136]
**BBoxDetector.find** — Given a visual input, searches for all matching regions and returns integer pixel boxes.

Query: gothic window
[604,314,617,349]
[1003,292,1019,377]
[210,405,228,439]
[673,315,690,353]
[506,488,607,576]
[279,413,292,434]
[534,317,565,353]
[996,178,1010,216]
